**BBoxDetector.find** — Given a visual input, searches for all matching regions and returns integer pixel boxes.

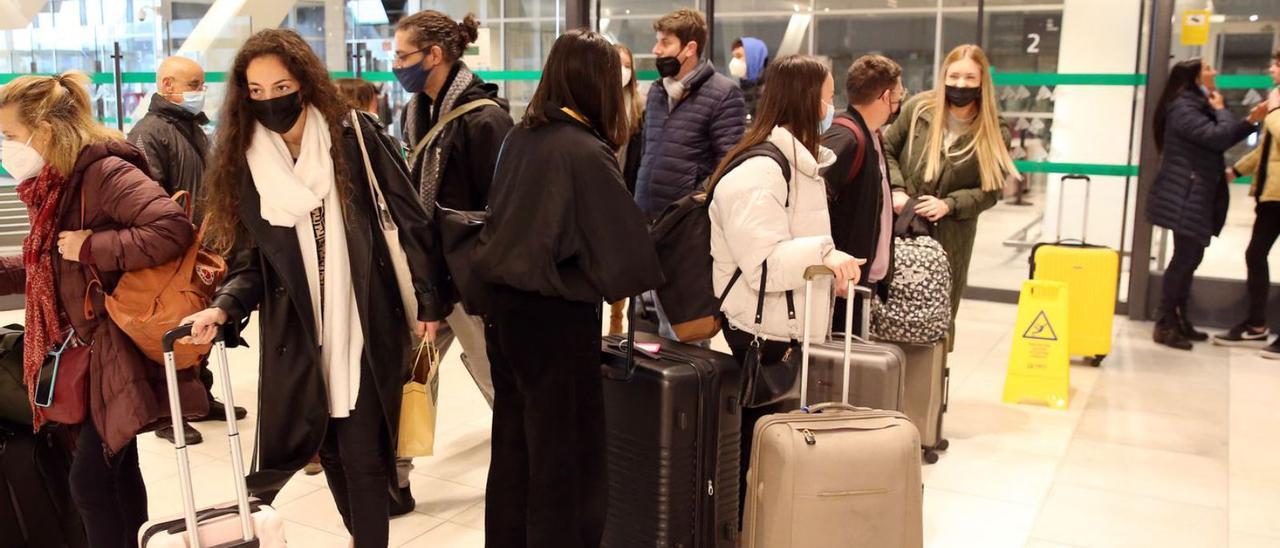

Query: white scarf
[246,106,365,418]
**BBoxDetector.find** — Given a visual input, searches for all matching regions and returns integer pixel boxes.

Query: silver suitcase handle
[799,266,872,409]
[160,324,255,548]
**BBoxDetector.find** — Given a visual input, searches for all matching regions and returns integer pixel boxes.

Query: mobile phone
[34,333,74,408]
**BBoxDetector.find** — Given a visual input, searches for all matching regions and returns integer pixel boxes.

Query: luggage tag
[619,339,663,359]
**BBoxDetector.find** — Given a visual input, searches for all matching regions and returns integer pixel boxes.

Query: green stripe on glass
[1014,161,1139,177]
[1215,74,1274,90]
[992,72,1145,87]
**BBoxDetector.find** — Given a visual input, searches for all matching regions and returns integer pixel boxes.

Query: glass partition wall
[1,0,1227,316]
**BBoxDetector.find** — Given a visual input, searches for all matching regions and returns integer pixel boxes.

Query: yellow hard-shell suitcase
[1029,175,1119,366]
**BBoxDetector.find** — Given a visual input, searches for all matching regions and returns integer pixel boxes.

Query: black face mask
[249,91,305,134]
[945,85,981,108]
[655,55,683,79]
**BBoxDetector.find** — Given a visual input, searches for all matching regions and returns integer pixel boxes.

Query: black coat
[127,94,210,197]
[1147,90,1256,246]
[402,66,514,212]
[212,112,440,501]
[822,108,892,294]
[474,106,664,303]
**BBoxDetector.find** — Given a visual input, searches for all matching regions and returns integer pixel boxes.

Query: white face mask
[177,90,206,114]
[621,67,632,87]
[1,136,46,182]
[729,57,748,79]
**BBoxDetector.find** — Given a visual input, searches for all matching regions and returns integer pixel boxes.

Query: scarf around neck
[16,164,70,429]
[244,106,365,417]
[406,62,477,217]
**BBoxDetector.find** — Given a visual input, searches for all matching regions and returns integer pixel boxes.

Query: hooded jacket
[711,126,837,342]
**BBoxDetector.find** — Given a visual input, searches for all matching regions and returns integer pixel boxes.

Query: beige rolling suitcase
[742,267,923,548]
[894,339,950,464]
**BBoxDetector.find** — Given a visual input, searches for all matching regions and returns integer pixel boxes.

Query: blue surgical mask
[819,100,835,134]
[177,91,205,115]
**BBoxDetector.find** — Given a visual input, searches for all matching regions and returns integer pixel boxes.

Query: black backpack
[0,324,29,426]
[649,142,792,342]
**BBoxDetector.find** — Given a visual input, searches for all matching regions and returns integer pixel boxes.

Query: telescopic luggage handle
[799,266,872,409]
[159,324,255,548]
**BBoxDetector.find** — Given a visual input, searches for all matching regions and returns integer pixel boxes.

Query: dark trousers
[69,421,147,548]
[318,363,391,548]
[1161,232,1207,313]
[484,285,605,548]
[199,362,216,401]
[722,325,794,522]
[1245,202,1280,326]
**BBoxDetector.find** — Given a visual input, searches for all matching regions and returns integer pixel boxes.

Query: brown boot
[609,300,625,335]
[1154,315,1193,350]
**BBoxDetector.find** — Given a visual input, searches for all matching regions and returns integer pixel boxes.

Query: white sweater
[710,125,837,342]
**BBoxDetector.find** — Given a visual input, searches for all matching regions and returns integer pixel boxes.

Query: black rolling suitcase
[601,303,742,548]
[0,421,87,548]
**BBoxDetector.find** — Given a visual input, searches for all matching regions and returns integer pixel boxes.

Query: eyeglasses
[393,47,428,66]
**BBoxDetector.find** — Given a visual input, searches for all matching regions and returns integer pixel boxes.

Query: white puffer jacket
[710,125,837,342]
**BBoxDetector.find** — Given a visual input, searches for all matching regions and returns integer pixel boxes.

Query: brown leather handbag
[83,191,227,369]
[35,331,91,425]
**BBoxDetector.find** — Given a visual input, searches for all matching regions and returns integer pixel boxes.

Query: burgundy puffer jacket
[0,140,204,455]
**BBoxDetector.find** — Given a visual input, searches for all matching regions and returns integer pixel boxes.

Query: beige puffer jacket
[711,125,838,342]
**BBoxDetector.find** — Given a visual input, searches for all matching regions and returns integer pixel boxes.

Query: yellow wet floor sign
[1003,280,1070,409]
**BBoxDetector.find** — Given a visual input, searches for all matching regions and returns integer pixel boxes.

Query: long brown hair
[0,72,121,176]
[909,44,1016,192]
[615,43,645,137]
[523,29,627,148]
[201,29,354,253]
[708,55,829,190]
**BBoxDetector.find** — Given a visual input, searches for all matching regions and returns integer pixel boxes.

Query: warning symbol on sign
[1022,311,1058,341]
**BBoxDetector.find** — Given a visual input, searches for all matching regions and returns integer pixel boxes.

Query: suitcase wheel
[935,438,949,452]
[923,449,940,465]
[1089,355,1106,367]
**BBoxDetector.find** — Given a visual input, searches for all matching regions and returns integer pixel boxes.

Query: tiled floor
[20,297,1278,548]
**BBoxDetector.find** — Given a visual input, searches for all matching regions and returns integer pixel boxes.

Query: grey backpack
[871,200,952,343]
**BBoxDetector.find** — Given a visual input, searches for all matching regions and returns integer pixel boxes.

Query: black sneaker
[1261,338,1280,360]
[1212,324,1271,347]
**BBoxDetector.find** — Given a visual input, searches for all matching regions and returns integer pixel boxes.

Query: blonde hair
[0,71,122,177]
[908,45,1016,192]
[615,43,644,137]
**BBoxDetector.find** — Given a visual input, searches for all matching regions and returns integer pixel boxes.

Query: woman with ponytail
[882,44,1018,348]
[0,71,198,548]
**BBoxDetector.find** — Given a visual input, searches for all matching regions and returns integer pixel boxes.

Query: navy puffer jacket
[1147,90,1256,246]
[635,61,747,215]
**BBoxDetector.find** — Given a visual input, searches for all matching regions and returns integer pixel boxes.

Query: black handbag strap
[750,262,798,344]
[894,197,932,237]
